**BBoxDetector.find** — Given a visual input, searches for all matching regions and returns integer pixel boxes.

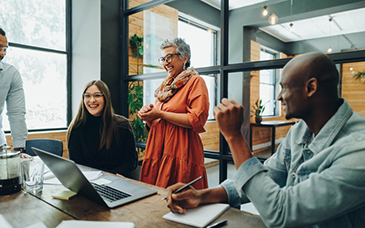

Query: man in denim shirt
[0,28,27,152]
[166,53,365,227]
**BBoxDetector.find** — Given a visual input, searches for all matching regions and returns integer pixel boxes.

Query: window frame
[178,14,219,120]
[121,0,365,184]
[3,0,72,133]
[259,48,278,117]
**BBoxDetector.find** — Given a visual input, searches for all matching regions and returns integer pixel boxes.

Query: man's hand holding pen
[165,176,204,214]
[166,182,202,214]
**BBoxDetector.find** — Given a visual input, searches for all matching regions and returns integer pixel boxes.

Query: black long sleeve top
[68,114,138,177]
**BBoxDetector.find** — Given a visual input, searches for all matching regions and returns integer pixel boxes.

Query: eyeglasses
[0,46,8,53]
[158,53,180,65]
[83,92,104,100]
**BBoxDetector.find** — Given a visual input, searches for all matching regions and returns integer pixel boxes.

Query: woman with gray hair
[138,37,209,189]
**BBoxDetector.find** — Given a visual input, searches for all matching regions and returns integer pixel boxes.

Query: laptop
[32,147,157,208]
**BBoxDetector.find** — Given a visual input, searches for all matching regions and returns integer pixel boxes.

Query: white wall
[72,0,101,118]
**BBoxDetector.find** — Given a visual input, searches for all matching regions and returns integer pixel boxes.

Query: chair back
[25,139,63,157]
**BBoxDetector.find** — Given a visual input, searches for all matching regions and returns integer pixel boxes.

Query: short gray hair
[160,37,191,68]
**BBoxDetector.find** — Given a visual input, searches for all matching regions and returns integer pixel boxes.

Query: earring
[183,63,186,70]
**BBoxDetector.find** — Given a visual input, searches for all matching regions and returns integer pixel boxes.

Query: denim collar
[296,98,352,154]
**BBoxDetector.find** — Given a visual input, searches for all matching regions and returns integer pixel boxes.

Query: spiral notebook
[163,203,230,228]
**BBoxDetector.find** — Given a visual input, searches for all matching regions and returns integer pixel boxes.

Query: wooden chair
[25,139,63,157]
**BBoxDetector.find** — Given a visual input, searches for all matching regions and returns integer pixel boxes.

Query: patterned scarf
[154,67,198,102]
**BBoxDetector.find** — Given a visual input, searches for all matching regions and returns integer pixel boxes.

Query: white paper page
[24,222,47,228]
[163,203,230,228]
[44,171,102,185]
[56,220,135,228]
[0,215,12,228]
[240,202,260,215]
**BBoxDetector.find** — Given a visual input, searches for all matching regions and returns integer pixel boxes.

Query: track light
[269,13,278,25]
[262,5,268,16]
[289,0,293,32]
[327,17,332,53]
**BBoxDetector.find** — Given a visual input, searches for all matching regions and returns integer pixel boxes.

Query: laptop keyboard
[91,183,131,202]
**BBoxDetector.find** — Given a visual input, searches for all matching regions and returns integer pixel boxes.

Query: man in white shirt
[0,27,27,152]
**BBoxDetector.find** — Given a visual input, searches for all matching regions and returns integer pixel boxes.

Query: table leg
[250,125,253,151]
[271,127,276,155]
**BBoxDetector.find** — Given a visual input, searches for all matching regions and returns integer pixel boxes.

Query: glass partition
[341,62,365,115]
[129,0,153,9]
[205,158,236,188]
[128,3,218,76]
[229,2,365,64]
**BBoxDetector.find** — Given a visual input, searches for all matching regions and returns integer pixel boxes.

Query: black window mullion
[120,0,130,118]
[8,42,67,55]
[217,0,230,184]
[66,0,72,126]
[121,0,365,186]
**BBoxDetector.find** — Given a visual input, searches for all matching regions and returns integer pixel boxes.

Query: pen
[206,220,227,228]
[163,176,203,200]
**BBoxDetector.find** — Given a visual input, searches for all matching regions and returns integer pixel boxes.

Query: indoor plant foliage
[129,34,144,75]
[251,99,267,123]
[353,70,365,84]
[128,81,148,158]
[129,34,143,58]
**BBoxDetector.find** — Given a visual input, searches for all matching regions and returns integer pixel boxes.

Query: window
[259,49,278,116]
[178,16,218,120]
[139,14,218,120]
[0,0,68,131]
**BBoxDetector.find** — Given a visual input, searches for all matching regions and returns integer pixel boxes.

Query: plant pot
[255,116,262,123]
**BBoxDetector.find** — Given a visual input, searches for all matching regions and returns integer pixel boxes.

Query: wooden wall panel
[5,131,68,158]
[200,42,294,154]
[200,121,219,152]
[249,43,294,154]
[342,62,365,115]
[250,41,261,123]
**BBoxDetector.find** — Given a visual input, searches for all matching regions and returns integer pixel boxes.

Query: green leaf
[251,99,268,117]
[353,71,365,80]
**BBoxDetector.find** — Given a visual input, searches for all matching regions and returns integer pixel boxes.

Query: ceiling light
[327,16,332,53]
[269,13,278,25]
[262,5,268,16]
[289,0,293,32]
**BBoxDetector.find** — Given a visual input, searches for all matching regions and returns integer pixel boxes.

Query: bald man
[166,53,365,227]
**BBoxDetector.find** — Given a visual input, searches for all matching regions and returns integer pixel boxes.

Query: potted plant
[251,99,267,123]
[129,34,143,74]
[353,70,365,84]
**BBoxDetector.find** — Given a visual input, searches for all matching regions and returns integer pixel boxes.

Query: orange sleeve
[187,76,209,133]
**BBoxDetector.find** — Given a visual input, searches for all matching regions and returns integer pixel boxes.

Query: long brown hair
[67,80,119,150]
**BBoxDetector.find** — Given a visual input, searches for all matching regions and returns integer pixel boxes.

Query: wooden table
[250,120,296,155]
[0,165,266,228]
[0,190,75,227]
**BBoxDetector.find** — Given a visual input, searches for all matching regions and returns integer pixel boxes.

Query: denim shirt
[221,98,365,228]
[0,61,27,148]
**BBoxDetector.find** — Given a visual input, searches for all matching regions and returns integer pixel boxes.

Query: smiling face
[84,85,105,117]
[0,34,8,62]
[162,46,187,78]
[277,60,308,120]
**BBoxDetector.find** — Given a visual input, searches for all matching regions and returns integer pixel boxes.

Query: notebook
[163,203,230,228]
[56,220,135,228]
[32,147,157,208]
